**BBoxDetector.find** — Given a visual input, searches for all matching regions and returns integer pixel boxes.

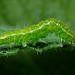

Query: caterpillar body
[0,18,75,48]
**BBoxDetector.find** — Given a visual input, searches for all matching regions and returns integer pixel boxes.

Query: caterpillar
[0,18,75,50]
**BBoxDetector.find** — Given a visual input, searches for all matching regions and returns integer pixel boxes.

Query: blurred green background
[0,0,75,75]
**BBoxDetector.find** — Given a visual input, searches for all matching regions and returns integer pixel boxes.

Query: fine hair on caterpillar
[0,18,75,48]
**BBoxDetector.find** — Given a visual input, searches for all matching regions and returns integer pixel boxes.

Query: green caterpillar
[0,18,75,49]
